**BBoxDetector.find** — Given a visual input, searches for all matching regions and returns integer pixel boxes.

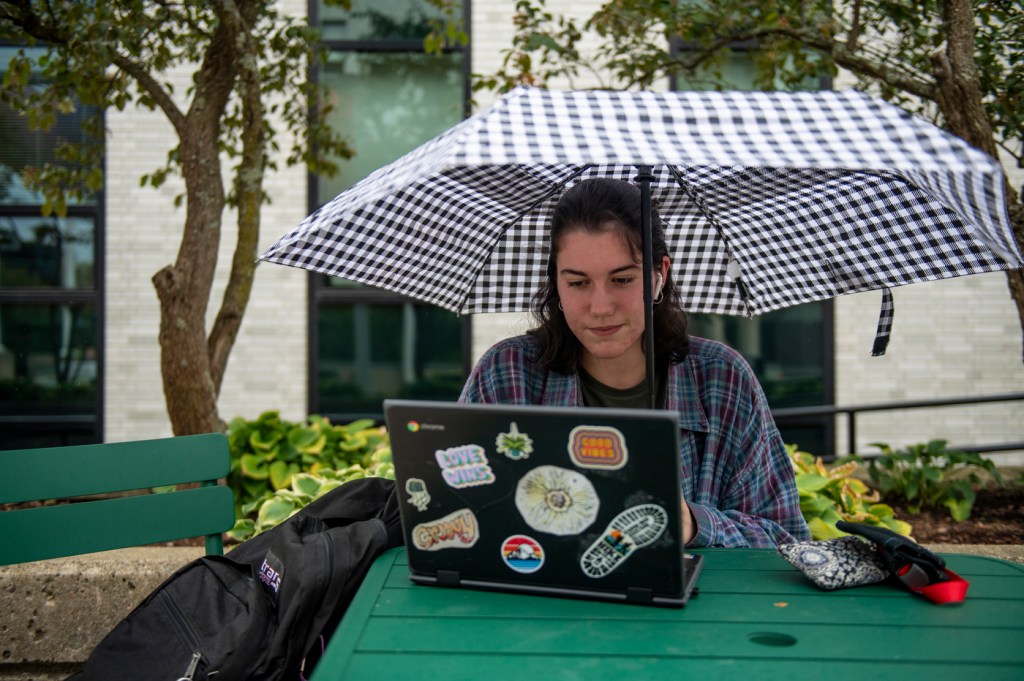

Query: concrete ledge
[1,544,1021,680]
[1,547,203,681]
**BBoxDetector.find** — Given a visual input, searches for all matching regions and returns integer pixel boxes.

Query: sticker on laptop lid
[495,421,534,460]
[435,444,495,488]
[405,478,431,511]
[580,504,668,578]
[410,508,479,551]
[568,426,628,470]
[501,534,545,574]
[515,465,600,536]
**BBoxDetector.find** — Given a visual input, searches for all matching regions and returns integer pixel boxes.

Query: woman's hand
[682,500,697,545]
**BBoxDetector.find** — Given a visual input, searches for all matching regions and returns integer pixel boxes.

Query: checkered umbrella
[261,86,1022,355]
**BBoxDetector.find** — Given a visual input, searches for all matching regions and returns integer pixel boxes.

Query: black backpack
[67,477,403,681]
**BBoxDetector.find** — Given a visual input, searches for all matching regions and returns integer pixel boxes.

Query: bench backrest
[0,433,235,565]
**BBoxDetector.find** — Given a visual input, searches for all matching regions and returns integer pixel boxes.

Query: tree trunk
[931,0,1024,360]
[152,24,237,435]
[152,125,225,435]
[207,0,264,396]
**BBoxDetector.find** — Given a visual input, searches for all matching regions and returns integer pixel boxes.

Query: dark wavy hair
[528,177,689,373]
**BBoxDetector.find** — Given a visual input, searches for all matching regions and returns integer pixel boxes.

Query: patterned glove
[778,535,890,590]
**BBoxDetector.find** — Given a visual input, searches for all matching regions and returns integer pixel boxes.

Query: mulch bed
[891,485,1024,545]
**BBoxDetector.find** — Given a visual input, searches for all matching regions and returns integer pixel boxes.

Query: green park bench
[0,433,235,565]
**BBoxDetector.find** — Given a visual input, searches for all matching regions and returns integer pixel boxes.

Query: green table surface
[313,547,1024,681]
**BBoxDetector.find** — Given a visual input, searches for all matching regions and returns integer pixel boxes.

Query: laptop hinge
[626,587,654,604]
[436,569,461,587]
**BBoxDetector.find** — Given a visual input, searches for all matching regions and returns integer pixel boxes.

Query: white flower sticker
[515,465,599,536]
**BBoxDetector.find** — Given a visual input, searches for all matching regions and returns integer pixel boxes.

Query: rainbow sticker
[501,535,545,574]
[568,426,628,469]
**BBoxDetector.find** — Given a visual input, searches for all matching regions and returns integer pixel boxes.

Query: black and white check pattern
[262,87,1020,342]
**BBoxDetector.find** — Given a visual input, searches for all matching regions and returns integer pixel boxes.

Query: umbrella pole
[635,165,657,409]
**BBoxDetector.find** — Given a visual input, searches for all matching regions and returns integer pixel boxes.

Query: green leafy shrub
[225,411,394,541]
[228,471,348,541]
[843,439,1002,522]
[788,444,912,540]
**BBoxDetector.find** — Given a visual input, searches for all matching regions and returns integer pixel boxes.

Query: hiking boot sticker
[580,504,668,578]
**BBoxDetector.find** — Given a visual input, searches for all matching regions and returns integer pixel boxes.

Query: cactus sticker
[495,421,534,460]
[568,426,628,470]
[515,465,600,536]
[435,444,495,488]
[411,508,479,551]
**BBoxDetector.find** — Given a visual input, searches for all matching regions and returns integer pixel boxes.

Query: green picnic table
[313,546,1024,681]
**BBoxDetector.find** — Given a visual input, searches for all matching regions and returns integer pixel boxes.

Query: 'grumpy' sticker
[411,508,479,551]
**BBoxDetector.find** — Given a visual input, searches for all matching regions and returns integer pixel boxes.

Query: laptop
[383,399,704,607]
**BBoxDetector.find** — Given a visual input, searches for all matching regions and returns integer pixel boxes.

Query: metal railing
[773,391,1024,458]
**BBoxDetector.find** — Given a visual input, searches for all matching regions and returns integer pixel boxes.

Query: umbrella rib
[458,164,596,315]
[667,165,754,316]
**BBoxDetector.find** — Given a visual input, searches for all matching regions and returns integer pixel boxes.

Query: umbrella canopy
[261,86,1022,355]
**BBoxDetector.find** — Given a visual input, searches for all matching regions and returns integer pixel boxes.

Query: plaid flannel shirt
[460,334,810,548]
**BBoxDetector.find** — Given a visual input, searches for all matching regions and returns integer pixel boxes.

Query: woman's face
[555,226,667,382]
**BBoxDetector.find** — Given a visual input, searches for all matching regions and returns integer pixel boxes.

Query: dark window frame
[307,1,472,423]
[0,93,105,448]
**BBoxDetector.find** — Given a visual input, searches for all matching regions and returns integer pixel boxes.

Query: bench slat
[0,433,230,504]
[0,485,236,564]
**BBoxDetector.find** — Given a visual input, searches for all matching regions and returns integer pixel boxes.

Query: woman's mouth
[589,325,621,337]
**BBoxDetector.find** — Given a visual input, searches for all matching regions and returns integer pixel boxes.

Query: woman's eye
[613,277,635,286]
[566,280,587,289]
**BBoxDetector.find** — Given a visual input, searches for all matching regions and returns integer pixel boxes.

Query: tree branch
[847,0,863,52]
[110,53,186,132]
[207,0,264,395]
[687,25,939,102]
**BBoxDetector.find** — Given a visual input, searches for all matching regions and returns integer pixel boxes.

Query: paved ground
[925,543,1024,564]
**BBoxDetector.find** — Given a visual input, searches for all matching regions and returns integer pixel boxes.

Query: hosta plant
[788,445,912,540]
[843,440,1002,522]
[225,411,395,541]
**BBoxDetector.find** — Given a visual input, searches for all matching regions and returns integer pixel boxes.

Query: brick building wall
[103,2,309,443]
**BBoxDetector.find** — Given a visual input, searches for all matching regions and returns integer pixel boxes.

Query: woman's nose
[589,285,616,314]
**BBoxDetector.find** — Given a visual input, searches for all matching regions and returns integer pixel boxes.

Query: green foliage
[0,1,353,215]
[475,0,1022,172]
[843,440,1002,522]
[788,444,912,540]
[225,411,394,541]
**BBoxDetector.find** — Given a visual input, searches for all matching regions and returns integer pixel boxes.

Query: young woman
[460,178,809,548]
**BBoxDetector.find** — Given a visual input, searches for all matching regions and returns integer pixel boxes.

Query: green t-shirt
[578,364,666,409]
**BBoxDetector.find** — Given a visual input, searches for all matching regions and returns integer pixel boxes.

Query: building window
[0,45,103,449]
[671,39,835,456]
[311,0,469,421]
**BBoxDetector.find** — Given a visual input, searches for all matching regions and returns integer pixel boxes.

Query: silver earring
[557,300,563,312]
[653,288,664,305]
